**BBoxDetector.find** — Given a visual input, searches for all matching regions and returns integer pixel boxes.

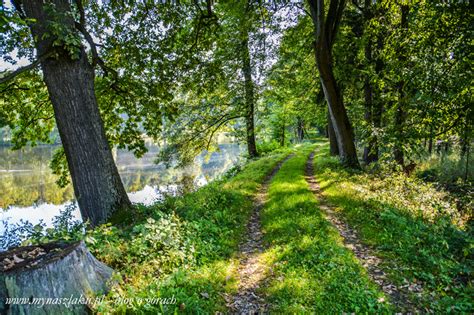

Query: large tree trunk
[19,0,131,226]
[316,48,359,167]
[0,241,112,315]
[308,0,360,168]
[328,111,339,156]
[240,26,258,158]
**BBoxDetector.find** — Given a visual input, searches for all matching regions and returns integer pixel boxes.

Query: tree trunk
[316,48,359,167]
[371,30,384,163]
[328,111,339,156]
[363,80,373,164]
[308,0,360,168]
[280,123,285,146]
[393,4,409,167]
[428,126,433,154]
[19,0,131,226]
[444,140,450,154]
[363,35,378,164]
[462,121,471,181]
[371,97,382,163]
[296,117,304,142]
[0,241,112,315]
[240,25,258,158]
[393,100,405,166]
[460,120,470,158]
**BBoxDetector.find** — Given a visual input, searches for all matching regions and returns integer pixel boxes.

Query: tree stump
[0,241,113,315]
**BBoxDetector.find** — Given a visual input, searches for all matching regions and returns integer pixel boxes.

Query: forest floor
[85,140,472,314]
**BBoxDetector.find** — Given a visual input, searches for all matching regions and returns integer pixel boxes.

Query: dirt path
[305,150,422,312]
[228,154,294,314]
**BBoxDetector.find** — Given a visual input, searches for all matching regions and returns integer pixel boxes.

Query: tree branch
[73,0,103,69]
[205,116,232,150]
[332,0,346,46]
[325,0,338,46]
[0,51,53,85]
[192,113,242,142]
[0,82,30,93]
[295,2,311,17]
[72,0,127,94]
[74,22,101,68]
[11,0,26,19]
[351,0,363,12]
[434,112,466,137]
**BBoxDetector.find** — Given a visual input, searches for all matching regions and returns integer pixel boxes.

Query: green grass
[314,144,473,313]
[86,147,295,314]
[260,142,392,313]
[20,140,472,313]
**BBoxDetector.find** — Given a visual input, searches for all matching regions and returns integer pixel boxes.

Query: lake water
[0,143,244,238]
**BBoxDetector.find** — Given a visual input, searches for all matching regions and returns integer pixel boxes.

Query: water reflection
[0,144,243,233]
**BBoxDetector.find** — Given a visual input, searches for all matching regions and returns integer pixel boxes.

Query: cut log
[0,241,113,315]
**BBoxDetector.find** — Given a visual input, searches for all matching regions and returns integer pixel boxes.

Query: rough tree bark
[16,0,131,226]
[328,111,339,156]
[308,0,360,168]
[240,23,258,158]
[0,242,112,315]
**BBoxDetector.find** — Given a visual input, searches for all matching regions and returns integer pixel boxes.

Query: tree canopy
[0,0,472,222]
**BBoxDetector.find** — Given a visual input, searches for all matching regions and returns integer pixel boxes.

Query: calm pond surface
[0,143,244,236]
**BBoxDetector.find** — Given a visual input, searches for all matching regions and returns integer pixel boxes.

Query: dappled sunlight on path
[305,149,423,312]
[228,154,294,314]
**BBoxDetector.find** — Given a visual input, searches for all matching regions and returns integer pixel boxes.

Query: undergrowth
[314,144,473,313]
[416,152,473,219]
[85,148,294,313]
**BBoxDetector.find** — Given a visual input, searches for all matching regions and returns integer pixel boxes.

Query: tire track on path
[228,153,295,314]
[305,150,422,313]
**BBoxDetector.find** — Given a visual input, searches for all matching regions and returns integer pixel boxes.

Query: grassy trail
[257,143,392,313]
[229,153,294,313]
[306,147,418,312]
